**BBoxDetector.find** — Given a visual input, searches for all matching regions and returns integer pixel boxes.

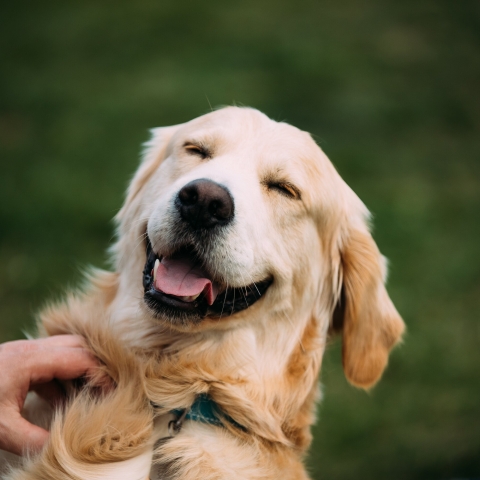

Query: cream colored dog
[2,107,404,479]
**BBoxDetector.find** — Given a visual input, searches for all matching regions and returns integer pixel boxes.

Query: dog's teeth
[153,259,159,282]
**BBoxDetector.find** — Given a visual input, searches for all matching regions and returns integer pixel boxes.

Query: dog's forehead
[172,107,329,179]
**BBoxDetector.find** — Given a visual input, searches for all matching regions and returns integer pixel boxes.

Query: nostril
[178,185,198,206]
[210,199,231,221]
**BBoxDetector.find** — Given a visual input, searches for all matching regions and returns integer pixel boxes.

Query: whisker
[230,288,236,316]
[132,232,149,254]
[238,272,250,306]
[252,281,261,297]
[219,282,228,320]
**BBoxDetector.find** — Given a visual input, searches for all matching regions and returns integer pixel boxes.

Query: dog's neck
[113,303,327,449]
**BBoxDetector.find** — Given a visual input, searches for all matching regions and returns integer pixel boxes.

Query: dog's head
[112,107,404,388]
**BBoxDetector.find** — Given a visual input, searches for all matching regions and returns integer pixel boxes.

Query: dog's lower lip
[147,288,202,310]
[142,236,272,322]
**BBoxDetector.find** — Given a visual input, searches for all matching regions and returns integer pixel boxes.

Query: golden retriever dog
[2,107,404,479]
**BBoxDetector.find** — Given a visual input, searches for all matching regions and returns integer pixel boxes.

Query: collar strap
[170,393,246,432]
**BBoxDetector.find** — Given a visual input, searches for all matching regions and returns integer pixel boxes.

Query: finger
[0,414,49,456]
[27,347,101,385]
[0,336,88,358]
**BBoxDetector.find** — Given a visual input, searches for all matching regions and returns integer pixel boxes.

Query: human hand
[0,335,101,456]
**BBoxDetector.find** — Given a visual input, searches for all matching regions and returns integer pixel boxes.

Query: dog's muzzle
[142,237,272,324]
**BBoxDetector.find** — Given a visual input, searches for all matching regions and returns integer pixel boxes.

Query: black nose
[176,179,234,229]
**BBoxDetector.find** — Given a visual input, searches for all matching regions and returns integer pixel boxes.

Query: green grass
[1,1,479,478]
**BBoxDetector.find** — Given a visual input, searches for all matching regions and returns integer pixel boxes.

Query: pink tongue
[154,255,218,305]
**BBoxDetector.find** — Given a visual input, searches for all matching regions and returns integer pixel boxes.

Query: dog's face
[140,108,339,325]
[114,107,404,388]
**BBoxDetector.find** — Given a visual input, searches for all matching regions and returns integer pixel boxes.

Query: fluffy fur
[1,107,404,479]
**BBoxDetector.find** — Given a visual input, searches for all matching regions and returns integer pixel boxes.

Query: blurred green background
[1,1,479,478]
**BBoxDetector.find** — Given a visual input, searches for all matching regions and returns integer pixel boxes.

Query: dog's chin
[142,237,272,327]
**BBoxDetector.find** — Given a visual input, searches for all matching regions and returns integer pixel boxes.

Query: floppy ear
[333,226,405,389]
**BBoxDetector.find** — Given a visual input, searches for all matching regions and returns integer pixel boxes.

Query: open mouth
[143,237,272,324]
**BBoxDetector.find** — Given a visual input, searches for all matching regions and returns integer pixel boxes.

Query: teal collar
[170,394,245,431]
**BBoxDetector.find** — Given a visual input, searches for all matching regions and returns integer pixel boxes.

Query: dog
[3,107,404,479]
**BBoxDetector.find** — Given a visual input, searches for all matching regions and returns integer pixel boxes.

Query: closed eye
[184,142,211,159]
[266,181,301,199]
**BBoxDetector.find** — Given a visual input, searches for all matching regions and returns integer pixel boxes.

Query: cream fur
[2,107,404,479]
